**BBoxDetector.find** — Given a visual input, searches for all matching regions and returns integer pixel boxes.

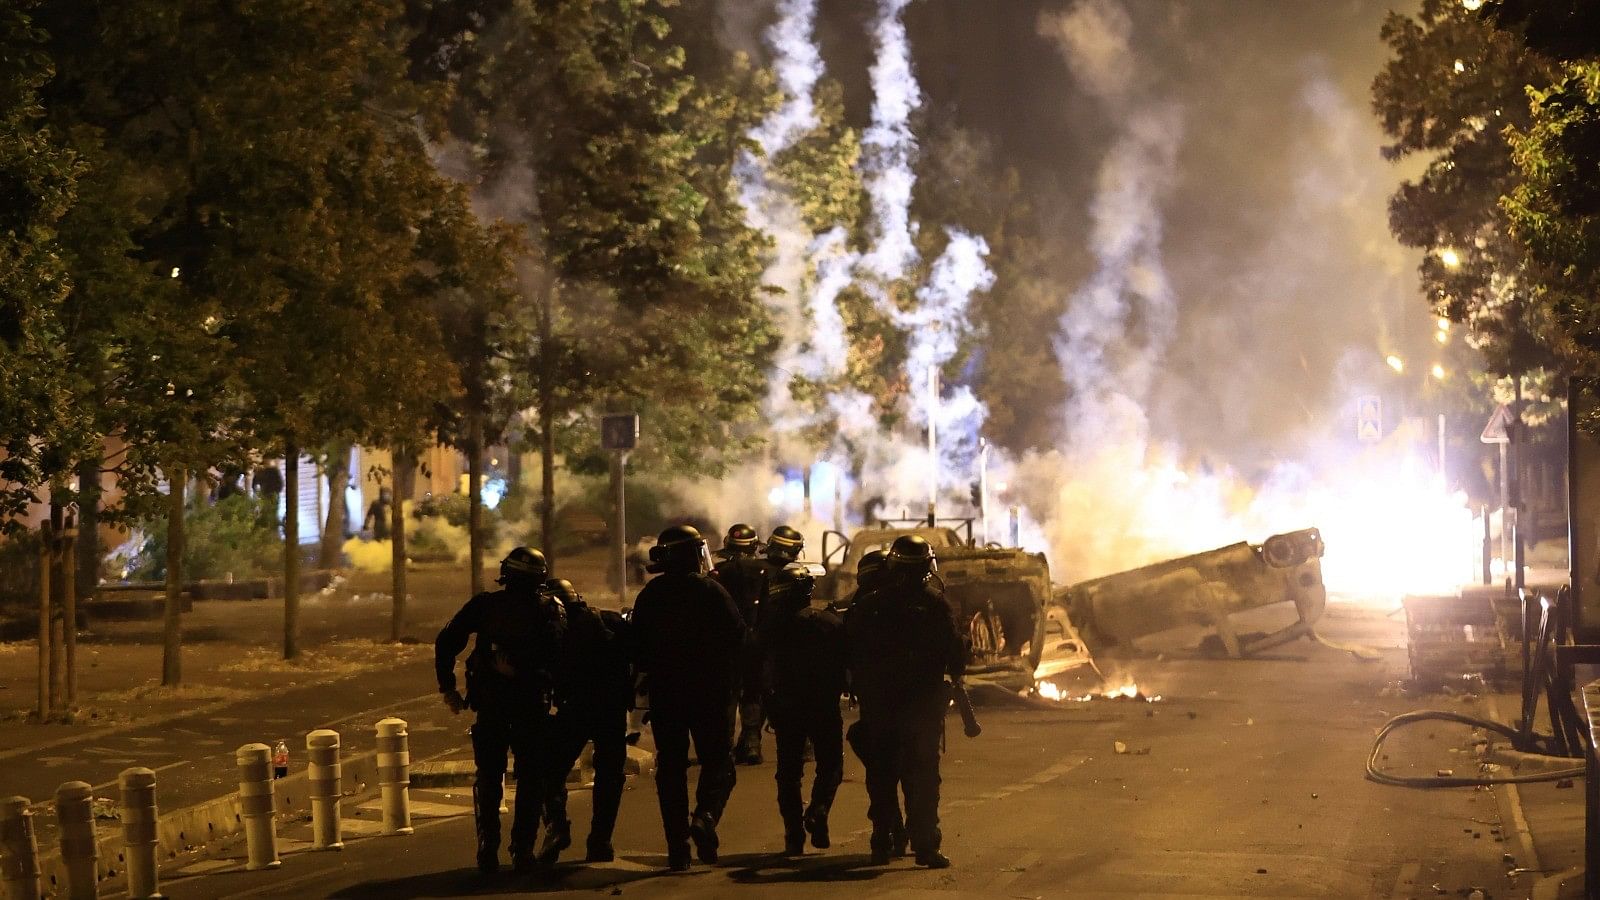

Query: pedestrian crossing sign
[1356,395,1381,443]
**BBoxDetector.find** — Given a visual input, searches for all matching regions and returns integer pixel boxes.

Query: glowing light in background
[1438,247,1461,269]
[1386,355,1405,374]
[481,477,507,510]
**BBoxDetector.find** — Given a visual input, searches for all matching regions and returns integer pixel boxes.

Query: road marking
[1486,695,1542,876]
[1388,860,1421,899]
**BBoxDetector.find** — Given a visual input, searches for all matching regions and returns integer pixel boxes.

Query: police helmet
[767,562,817,609]
[648,524,711,574]
[498,546,548,587]
[765,525,805,563]
[856,549,889,585]
[722,523,760,556]
[544,577,580,606]
[886,535,936,579]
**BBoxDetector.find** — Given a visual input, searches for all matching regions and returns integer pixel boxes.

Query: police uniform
[541,582,633,863]
[710,551,774,763]
[434,559,566,871]
[631,526,746,869]
[760,563,846,853]
[846,563,964,866]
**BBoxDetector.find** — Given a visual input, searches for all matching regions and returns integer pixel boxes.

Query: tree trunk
[76,454,101,602]
[320,444,352,569]
[48,503,63,713]
[539,281,557,568]
[283,442,301,660]
[162,469,185,686]
[468,411,485,596]
[390,451,413,642]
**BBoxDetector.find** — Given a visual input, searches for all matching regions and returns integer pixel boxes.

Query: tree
[0,2,84,529]
[1494,3,1600,423]
[410,0,777,563]
[1372,0,1558,376]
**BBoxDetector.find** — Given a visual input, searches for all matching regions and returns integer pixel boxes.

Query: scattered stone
[1311,793,1318,799]
[1557,778,1576,789]
[1437,769,1454,777]
[1255,868,1267,875]
[1115,741,1128,754]
[1186,711,1197,720]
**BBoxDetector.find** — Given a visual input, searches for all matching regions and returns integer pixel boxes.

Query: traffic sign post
[1481,403,1516,586]
[1356,395,1382,444]
[601,415,639,599]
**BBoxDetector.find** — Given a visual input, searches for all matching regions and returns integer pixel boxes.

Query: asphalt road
[127,600,1529,899]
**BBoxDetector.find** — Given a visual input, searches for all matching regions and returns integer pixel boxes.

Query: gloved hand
[441,688,466,714]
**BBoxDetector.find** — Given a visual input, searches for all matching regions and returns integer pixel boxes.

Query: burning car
[816,518,1050,691]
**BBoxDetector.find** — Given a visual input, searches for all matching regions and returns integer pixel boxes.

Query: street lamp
[1439,248,1462,269]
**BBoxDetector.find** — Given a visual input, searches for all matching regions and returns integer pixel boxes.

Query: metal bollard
[235,744,281,870]
[306,730,343,850]
[56,781,99,899]
[118,768,161,899]
[1,796,42,900]
[375,718,413,836]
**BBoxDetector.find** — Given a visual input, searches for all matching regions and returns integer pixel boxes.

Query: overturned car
[1057,527,1328,659]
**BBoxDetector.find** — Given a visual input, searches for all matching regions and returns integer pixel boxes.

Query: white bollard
[56,781,99,899]
[118,768,162,899]
[0,796,42,900]
[235,744,281,870]
[306,730,343,851]
[375,718,413,836]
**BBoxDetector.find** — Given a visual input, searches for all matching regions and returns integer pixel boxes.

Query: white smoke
[858,0,921,284]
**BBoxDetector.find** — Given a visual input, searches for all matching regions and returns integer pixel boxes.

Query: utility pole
[600,414,639,601]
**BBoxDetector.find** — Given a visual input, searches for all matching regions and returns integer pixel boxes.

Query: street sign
[600,414,639,451]
[1356,395,1382,443]
[1480,404,1513,444]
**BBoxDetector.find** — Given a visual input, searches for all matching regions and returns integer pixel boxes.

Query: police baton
[949,681,981,738]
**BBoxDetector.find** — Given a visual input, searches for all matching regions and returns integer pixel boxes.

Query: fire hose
[1365,709,1585,787]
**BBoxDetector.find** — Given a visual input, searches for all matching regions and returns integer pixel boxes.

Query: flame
[1036,679,1161,703]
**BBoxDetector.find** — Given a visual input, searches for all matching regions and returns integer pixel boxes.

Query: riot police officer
[435,547,567,874]
[841,549,909,859]
[759,558,846,855]
[631,525,746,870]
[845,536,965,868]
[538,578,633,864]
[710,523,770,764]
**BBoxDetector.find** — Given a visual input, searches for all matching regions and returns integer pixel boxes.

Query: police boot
[510,843,538,873]
[537,818,571,865]
[892,828,909,859]
[688,811,720,864]
[782,815,805,856]
[869,831,894,866]
[667,843,692,872]
[585,838,615,863]
[803,804,830,849]
[916,850,952,869]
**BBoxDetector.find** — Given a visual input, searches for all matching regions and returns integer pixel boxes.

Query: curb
[37,750,385,895]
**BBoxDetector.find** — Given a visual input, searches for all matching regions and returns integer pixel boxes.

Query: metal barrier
[55,781,98,899]
[118,767,160,899]
[375,719,413,836]
[236,744,281,870]
[306,730,343,851]
[0,795,42,900]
